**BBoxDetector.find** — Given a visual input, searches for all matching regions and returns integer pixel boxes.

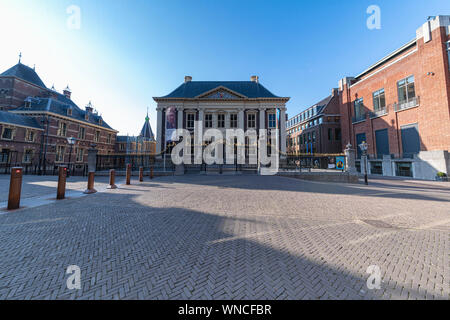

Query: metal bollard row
[83,172,97,194]
[107,169,118,189]
[6,164,142,211]
[126,164,131,185]
[8,167,23,210]
[57,166,67,200]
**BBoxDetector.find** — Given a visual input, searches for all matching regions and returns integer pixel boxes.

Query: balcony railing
[394,96,420,112]
[352,113,367,124]
[369,106,388,119]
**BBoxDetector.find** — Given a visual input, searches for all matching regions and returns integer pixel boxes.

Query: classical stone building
[339,15,450,180]
[286,89,342,155]
[153,76,289,163]
[0,60,118,174]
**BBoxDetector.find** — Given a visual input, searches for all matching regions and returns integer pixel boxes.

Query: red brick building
[0,60,118,174]
[338,15,450,180]
[286,89,342,156]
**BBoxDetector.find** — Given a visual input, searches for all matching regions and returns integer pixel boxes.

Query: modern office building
[286,89,342,156]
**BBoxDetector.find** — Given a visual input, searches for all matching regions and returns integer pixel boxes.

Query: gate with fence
[96,153,175,173]
[0,150,88,176]
[95,152,347,175]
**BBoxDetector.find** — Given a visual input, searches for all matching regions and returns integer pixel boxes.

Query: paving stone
[0,175,448,300]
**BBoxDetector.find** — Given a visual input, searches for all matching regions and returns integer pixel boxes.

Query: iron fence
[96,153,175,172]
[0,150,87,176]
[282,154,346,171]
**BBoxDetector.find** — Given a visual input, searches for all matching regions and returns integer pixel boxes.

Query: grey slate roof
[116,136,129,142]
[0,110,42,129]
[157,81,282,99]
[14,97,115,130]
[139,115,155,140]
[288,95,334,122]
[1,62,116,132]
[1,63,46,88]
[313,95,333,114]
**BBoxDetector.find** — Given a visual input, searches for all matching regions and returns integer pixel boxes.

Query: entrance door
[375,129,389,159]
[401,123,420,158]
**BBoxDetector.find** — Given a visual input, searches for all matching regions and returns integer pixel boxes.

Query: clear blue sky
[0,0,449,134]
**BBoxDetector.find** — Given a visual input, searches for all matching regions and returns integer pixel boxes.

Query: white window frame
[217,114,225,128]
[186,113,195,129]
[268,113,276,129]
[78,126,86,140]
[25,129,35,142]
[397,75,416,104]
[230,114,238,128]
[205,114,213,128]
[23,149,33,163]
[0,149,10,163]
[373,88,386,111]
[2,127,15,140]
[76,148,84,162]
[56,145,65,163]
[57,121,67,137]
[247,113,256,129]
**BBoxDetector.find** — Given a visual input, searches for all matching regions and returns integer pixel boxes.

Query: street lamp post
[359,141,369,185]
[67,137,76,178]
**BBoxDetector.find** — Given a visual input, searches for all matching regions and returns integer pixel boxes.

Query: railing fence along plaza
[95,152,347,173]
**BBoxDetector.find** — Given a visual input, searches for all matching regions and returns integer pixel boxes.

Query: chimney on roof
[184,76,192,83]
[85,101,93,114]
[63,85,72,99]
[250,75,259,83]
[331,88,339,97]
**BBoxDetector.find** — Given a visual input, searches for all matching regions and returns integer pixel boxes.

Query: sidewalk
[0,175,123,213]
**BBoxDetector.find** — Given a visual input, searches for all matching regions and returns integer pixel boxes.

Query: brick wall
[0,123,42,166]
[339,25,450,158]
[287,94,342,155]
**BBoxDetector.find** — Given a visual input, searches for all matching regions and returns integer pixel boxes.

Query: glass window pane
[380,93,386,108]
[398,86,407,103]
[407,83,416,100]
[373,95,379,111]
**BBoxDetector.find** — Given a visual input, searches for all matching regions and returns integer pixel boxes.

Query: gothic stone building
[153,76,289,163]
[0,61,118,173]
[115,113,156,155]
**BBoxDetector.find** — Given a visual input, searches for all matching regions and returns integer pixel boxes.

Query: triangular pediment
[196,86,247,100]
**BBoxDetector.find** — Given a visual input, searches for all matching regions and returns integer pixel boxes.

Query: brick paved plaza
[0,175,448,300]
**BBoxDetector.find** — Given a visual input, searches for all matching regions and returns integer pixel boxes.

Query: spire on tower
[140,109,154,141]
[18,52,22,64]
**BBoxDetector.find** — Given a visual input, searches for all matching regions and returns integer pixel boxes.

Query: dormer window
[99,118,103,125]
[85,114,89,121]
[67,108,72,116]
[25,100,31,108]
